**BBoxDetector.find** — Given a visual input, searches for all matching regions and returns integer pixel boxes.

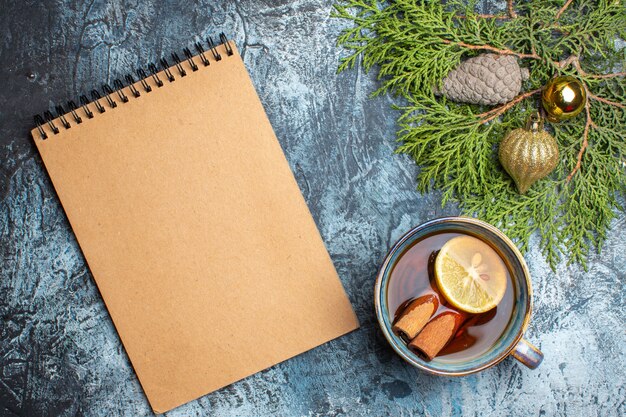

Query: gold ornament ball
[541,76,586,122]
[499,113,559,194]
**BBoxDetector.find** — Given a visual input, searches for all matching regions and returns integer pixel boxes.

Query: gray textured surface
[1,1,625,416]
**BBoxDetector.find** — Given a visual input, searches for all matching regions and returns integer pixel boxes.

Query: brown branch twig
[557,54,583,72]
[477,88,543,124]
[507,0,518,19]
[454,14,510,20]
[557,55,594,77]
[567,91,597,182]
[555,0,574,21]
[586,72,626,79]
[454,0,517,19]
[588,93,625,108]
[441,39,540,60]
[556,54,625,79]
[531,44,538,58]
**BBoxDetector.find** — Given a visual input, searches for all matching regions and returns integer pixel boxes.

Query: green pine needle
[333,0,626,270]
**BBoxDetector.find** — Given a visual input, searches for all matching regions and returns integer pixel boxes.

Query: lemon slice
[434,235,507,314]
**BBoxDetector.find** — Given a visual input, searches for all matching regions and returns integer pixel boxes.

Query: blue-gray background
[1,1,624,416]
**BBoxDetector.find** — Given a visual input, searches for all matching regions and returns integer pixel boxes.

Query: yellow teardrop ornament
[499,113,559,194]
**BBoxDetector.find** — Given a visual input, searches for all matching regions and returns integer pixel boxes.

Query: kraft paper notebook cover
[30,35,359,413]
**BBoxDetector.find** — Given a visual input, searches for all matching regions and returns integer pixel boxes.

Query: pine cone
[436,53,529,106]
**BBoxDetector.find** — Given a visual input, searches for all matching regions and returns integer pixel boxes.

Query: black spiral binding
[147,64,164,87]
[159,57,175,82]
[55,105,71,129]
[135,69,152,93]
[207,36,222,61]
[43,111,59,134]
[67,101,82,124]
[33,34,233,139]
[112,80,129,103]
[79,95,94,119]
[90,90,106,113]
[101,85,118,108]
[194,42,210,66]
[124,75,141,97]
[183,48,198,71]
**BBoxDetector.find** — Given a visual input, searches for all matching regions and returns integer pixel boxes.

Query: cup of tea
[374,217,543,375]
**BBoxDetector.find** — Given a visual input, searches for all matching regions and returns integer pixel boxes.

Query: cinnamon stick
[438,308,497,355]
[408,310,468,360]
[392,294,439,341]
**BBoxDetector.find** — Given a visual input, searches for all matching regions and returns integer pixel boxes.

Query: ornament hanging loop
[525,112,544,133]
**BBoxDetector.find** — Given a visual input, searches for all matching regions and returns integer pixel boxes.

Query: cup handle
[511,338,543,369]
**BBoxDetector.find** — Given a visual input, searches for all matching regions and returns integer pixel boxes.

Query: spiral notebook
[30,35,358,413]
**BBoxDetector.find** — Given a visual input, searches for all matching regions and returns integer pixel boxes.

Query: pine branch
[334,0,626,270]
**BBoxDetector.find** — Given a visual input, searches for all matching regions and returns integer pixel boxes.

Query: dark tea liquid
[387,232,514,362]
